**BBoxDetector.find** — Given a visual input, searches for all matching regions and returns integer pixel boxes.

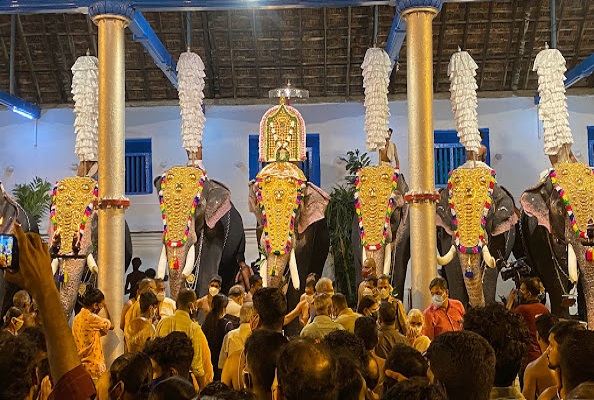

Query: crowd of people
[1,224,594,400]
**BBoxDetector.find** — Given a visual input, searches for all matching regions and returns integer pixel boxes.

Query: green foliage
[11,177,52,227]
[340,149,371,184]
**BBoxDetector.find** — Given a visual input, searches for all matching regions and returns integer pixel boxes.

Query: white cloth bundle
[362,48,392,152]
[177,51,206,153]
[71,56,99,162]
[533,46,573,156]
[448,50,481,154]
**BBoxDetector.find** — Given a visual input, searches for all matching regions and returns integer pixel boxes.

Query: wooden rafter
[251,10,261,97]
[299,9,305,89]
[570,0,590,68]
[434,2,447,93]
[51,14,72,98]
[510,0,531,91]
[201,12,217,98]
[17,16,42,103]
[462,3,471,50]
[323,7,328,96]
[62,14,77,64]
[140,48,152,100]
[522,1,542,90]
[479,2,494,89]
[346,6,352,97]
[41,15,67,103]
[86,18,97,56]
[501,0,518,89]
[554,0,565,48]
[227,11,237,98]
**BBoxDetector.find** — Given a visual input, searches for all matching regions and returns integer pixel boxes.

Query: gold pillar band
[404,8,438,310]
[94,13,129,363]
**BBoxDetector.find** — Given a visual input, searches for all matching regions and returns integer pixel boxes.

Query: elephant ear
[297,183,330,234]
[393,174,409,210]
[0,182,20,235]
[435,188,455,235]
[248,180,260,216]
[521,179,553,234]
[204,179,232,229]
[489,185,518,236]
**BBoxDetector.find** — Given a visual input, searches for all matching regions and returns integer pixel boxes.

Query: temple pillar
[399,0,443,310]
[89,1,134,364]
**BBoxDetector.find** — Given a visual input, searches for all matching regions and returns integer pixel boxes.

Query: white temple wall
[1,94,594,302]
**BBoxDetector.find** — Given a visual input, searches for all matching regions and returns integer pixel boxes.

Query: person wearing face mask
[124,291,158,353]
[72,288,115,380]
[377,274,408,335]
[121,278,157,331]
[332,293,361,333]
[2,306,24,335]
[95,351,153,400]
[196,274,223,324]
[156,288,214,390]
[406,308,431,354]
[422,277,465,341]
[155,278,176,320]
[284,280,317,327]
[357,295,380,322]
[360,276,380,305]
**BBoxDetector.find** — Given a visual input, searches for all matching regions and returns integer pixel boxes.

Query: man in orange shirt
[72,288,114,380]
[422,277,465,340]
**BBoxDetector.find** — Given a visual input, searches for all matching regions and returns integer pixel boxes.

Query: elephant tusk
[383,243,392,275]
[87,254,98,275]
[182,244,196,279]
[568,243,579,284]
[157,245,167,279]
[482,245,497,269]
[51,258,60,275]
[436,245,456,266]
[289,248,300,290]
[362,248,366,265]
[261,259,268,287]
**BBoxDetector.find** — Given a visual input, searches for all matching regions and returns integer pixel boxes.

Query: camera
[500,258,531,284]
[0,234,19,271]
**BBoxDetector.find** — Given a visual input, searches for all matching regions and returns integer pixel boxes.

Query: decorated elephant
[520,162,594,324]
[435,164,518,308]
[155,167,248,299]
[48,176,133,318]
[0,182,40,317]
[350,166,410,300]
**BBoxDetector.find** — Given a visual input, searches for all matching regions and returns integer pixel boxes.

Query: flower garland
[255,178,305,259]
[158,169,206,248]
[447,169,496,254]
[354,169,399,251]
[550,168,594,261]
[49,183,98,250]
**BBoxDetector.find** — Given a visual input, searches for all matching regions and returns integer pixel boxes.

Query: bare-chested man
[523,314,559,400]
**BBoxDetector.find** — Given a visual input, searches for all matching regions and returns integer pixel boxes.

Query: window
[125,138,153,195]
[249,134,321,186]
[588,126,594,167]
[434,129,490,188]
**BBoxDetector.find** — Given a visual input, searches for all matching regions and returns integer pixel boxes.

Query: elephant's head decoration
[48,177,100,317]
[522,162,594,325]
[436,165,517,307]
[355,165,406,278]
[156,166,231,299]
[248,162,329,290]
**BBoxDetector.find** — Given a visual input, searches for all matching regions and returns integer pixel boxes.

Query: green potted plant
[11,176,52,227]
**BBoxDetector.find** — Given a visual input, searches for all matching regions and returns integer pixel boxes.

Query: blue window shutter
[125,139,153,195]
[248,135,259,181]
[588,127,594,167]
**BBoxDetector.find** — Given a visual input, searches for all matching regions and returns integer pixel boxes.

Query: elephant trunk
[362,247,387,277]
[60,258,87,318]
[166,245,191,300]
[459,252,486,308]
[264,252,291,288]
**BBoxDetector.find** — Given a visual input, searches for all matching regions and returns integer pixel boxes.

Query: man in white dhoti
[379,128,400,169]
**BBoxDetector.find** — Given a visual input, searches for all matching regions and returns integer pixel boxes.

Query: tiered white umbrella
[448,48,481,154]
[533,45,573,156]
[177,51,206,155]
[361,48,392,152]
[71,54,99,162]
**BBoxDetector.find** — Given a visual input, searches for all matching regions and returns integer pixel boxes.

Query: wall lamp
[0,91,41,120]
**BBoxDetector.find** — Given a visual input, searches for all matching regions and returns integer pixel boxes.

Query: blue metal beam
[0,0,393,14]
[128,11,178,88]
[564,53,594,89]
[385,13,406,73]
[0,91,42,119]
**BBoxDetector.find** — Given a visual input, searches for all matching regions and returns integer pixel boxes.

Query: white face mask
[379,288,391,299]
[362,288,374,297]
[432,294,445,308]
[408,325,423,338]
[156,292,165,302]
[209,286,220,296]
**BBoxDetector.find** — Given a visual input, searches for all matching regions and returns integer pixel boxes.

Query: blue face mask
[151,372,169,389]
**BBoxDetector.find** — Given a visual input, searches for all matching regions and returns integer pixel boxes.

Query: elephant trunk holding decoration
[435,163,517,308]
[522,162,594,326]
[351,166,410,300]
[155,167,235,300]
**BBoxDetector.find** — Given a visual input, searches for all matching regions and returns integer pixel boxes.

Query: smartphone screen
[0,235,15,268]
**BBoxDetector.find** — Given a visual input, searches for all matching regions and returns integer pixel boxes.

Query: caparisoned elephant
[351,167,410,301]
[155,167,241,300]
[435,164,517,308]
[521,162,594,325]
[0,182,40,317]
[48,177,133,318]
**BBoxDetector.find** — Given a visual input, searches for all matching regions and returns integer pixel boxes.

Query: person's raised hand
[3,223,54,300]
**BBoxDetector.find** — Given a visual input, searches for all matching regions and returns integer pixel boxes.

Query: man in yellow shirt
[121,278,156,331]
[155,288,213,389]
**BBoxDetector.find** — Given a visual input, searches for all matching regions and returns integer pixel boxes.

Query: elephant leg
[196,228,224,298]
[60,258,87,319]
[577,277,587,321]
[482,267,499,305]
[391,236,410,302]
